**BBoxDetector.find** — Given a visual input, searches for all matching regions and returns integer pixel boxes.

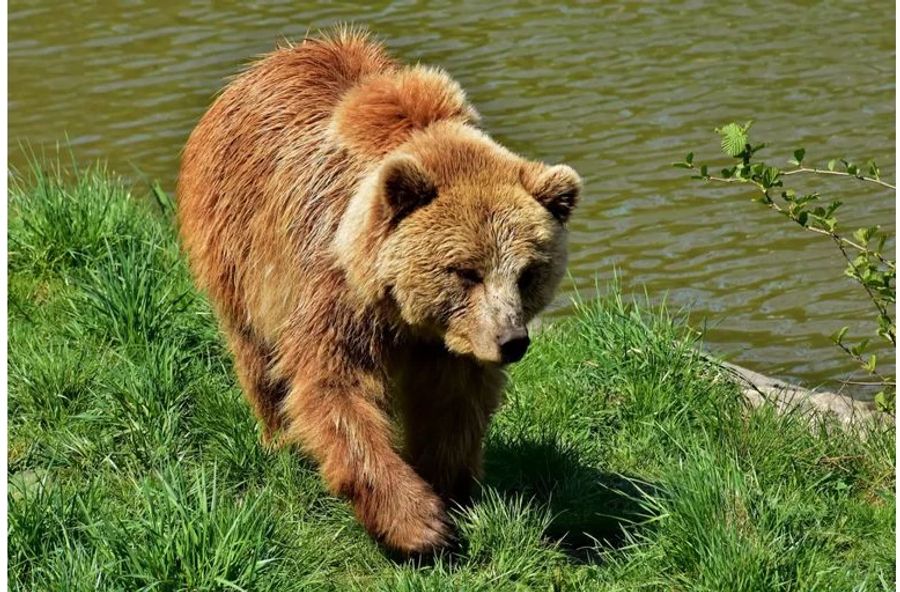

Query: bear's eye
[518,265,538,290]
[450,267,483,286]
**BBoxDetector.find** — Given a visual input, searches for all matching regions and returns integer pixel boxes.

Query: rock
[716,360,885,428]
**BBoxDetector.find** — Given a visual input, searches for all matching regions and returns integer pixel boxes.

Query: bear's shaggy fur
[177,27,581,553]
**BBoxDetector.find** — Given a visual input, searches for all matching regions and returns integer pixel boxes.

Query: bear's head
[334,123,580,365]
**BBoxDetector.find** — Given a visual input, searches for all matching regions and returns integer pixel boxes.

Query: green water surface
[9,1,896,394]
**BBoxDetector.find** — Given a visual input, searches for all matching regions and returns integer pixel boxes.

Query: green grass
[8,159,896,591]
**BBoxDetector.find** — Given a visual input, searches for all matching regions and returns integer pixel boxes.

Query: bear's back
[177,29,396,331]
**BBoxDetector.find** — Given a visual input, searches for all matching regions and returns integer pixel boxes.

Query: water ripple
[9,0,895,393]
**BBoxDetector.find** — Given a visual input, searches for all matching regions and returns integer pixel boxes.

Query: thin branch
[714,177,896,346]
[782,167,896,190]
[830,235,896,345]
[684,147,896,399]
[835,339,894,384]
[772,202,895,271]
[703,175,895,270]
[839,378,896,387]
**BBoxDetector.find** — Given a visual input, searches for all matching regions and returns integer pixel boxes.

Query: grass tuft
[78,236,193,348]
[9,156,142,275]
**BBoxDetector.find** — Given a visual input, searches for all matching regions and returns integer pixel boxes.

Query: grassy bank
[8,160,896,591]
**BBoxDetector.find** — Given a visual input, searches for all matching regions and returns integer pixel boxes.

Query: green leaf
[672,162,693,169]
[868,160,881,179]
[874,390,890,411]
[864,354,877,373]
[827,159,837,171]
[877,315,894,341]
[830,326,849,345]
[761,166,781,188]
[853,226,879,245]
[824,200,842,217]
[718,122,749,157]
[686,152,694,165]
[792,148,805,166]
[795,193,819,206]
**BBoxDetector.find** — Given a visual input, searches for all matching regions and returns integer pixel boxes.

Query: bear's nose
[499,327,530,364]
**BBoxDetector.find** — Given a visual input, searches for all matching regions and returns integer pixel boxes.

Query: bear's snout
[498,326,530,364]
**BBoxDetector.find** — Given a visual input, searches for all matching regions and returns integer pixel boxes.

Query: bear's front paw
[383,488,451,554]
[353,474,451,554]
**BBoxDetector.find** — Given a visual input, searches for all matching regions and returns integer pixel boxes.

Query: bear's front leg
[401,363,505,506]
[283,366,450,554]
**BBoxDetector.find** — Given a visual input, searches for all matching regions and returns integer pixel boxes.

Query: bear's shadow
[480,438,659,564]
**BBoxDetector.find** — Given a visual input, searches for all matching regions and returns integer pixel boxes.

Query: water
[9,0,895,395]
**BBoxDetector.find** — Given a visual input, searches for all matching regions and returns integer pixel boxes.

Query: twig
[839,378,896,387]
[835,337,894,381]
[829,235,895,345]
[781,167,896,191]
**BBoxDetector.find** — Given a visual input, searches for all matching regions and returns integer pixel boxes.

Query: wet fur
[177,27,580,553]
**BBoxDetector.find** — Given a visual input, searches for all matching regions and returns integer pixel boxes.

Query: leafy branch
[781,167,896,191]
[674,121,895,410]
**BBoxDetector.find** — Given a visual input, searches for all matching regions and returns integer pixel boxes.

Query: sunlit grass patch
[8,155,143,275]
[8,159,895,591]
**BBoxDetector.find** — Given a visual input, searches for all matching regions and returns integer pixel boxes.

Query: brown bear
[177,27,580,554]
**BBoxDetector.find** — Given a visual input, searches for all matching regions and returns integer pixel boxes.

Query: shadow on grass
[484,439,659,564]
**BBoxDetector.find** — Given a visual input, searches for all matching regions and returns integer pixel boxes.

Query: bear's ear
[379,155,438,226]
[523,164,581,223]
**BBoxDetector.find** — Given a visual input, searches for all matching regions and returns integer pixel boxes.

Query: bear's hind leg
[226,326,287,445]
